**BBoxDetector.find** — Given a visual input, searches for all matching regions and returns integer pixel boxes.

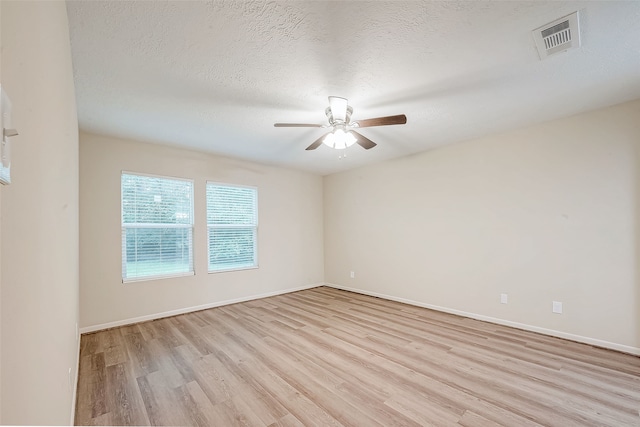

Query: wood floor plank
[223,392,276,426]
[226,332,387,427]
[227,387,284,426]
[217,333,344,427]
[169,315,215,356]
[267,413,305,427]
[457,410,504,427]
[191,352,250,405]
[383,391,463,427]
[88,412,113,426]
[137,371,191,426]
[448,345,640,418]
[323,321,598,425]
[75,353,107,425]
[76,287,640,426]
[174,381,214,426]
[199,334,291,422]
[123,332,158,378]
[105,363,149,426]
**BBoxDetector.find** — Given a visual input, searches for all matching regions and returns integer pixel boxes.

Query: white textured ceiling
[67,1,640,175]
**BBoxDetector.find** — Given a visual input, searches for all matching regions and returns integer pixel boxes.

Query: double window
[121,173,257,281]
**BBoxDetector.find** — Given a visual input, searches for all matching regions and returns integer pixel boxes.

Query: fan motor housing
[325,105,353,125]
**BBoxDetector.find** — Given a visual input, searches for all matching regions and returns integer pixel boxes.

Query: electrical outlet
[552,301,563,314]
[68,367,73,391]
[500,293,508,304]
[350,271,355,279]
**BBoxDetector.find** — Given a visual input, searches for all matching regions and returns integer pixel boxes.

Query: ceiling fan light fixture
[274,96,406,151]
[323,128,356,150]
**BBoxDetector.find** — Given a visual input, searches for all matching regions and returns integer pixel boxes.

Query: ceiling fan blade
[354,114,407,128]
[351,131,377,150]
[305,132,330,151]
[274,123,324,128]
[328,96,348,122]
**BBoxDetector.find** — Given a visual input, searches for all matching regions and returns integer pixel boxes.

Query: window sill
[122,271,195,284]
[208,265,259,274]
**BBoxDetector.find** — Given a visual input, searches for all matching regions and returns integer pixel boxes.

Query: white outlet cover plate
[552,301,563,314]
[500,294,508,304]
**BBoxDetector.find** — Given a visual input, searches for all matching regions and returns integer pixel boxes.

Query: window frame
[121,171,195,283]
[206,181,259,273]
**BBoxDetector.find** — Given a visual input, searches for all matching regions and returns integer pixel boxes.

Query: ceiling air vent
[533,11,580,60]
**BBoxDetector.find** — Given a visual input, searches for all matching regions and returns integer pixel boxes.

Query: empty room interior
[1,1,640,425]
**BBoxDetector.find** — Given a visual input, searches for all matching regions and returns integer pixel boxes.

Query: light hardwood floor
[75,287,640,426]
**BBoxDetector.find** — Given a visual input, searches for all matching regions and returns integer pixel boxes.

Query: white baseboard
[80,283,323,334]
[324,282,640,356]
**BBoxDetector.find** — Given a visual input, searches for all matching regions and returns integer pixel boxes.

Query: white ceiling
[66,1,640,175]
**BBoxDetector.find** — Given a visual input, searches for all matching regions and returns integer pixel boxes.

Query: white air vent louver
[533,11,581,60]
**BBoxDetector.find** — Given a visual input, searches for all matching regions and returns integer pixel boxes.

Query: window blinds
[206,183,258,272]
[122,173,194,281]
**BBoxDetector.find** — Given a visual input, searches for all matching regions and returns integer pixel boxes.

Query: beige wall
[324,99,640,354]
[79,132,324,330]
[1,1,80,425]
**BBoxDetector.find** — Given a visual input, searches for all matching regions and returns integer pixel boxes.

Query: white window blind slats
[122,173,194,281]
[122,227,193,279]
[207,183,258,272]
[206,185,257,225]
[122,175,193,225]
[208,227,256,269]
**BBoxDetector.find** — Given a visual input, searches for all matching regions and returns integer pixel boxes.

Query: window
[122,173,194,281]
[206,183,258,272]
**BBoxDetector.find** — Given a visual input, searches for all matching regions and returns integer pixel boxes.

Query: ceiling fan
[274,96,407,151]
